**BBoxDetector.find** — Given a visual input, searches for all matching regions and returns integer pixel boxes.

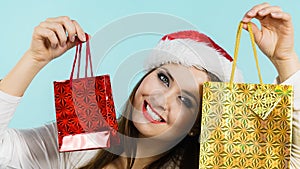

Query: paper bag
[199,22,293,168]
[54,34,119,152]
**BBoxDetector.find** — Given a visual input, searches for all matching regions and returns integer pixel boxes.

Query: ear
[188,116,201,137]
[188,89,203,137]
[188,106,202,137]
[188,127,200,137]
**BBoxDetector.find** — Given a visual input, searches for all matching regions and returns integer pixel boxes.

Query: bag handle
[70,33,94,87]
[229,22,263,88]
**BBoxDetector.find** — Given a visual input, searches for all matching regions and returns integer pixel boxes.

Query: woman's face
[132,64,208,141]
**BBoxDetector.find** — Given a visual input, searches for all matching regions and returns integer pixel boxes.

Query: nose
[149,88,177,113]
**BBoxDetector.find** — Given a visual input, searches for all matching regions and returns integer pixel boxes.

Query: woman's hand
[242,2,300,82]
[0,16,87,96]
[28,16,86,64]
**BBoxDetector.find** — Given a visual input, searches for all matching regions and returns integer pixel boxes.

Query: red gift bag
[53,34,119,152]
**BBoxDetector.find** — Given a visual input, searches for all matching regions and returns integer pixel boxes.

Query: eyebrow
[160,67,198,106]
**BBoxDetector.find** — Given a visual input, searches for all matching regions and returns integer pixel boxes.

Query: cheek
[133,75,157,108]
[168,104,197,128]
[166,107,198,138]
[135,75,162,98]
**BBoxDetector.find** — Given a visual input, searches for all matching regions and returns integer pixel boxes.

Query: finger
[244,22,262,42]
[242,2,270,22]
[40,21,67,47]
[33,26,59,49]
[256,6,283,18]
[64,20,87,51]
[65,33,91,52]
[46,16,77,43]
[270,12,291,22]
[72,20,86,42]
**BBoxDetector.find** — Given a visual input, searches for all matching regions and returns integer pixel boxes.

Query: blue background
[1,0,299,128]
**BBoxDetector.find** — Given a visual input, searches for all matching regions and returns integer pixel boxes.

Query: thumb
[243,22,261,43]
[65,39,77,51]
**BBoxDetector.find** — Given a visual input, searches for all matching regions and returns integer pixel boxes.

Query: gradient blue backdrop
[1,0,299,128]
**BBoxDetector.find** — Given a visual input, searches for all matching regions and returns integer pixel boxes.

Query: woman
[0,3,299,169]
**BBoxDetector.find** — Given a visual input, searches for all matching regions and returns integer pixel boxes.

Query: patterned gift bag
[199,22,293,168]
[54,34,119,152]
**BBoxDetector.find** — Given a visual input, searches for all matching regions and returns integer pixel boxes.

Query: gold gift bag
[199,22,293,169]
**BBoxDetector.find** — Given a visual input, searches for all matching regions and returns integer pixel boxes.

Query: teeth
[146,105,162,122]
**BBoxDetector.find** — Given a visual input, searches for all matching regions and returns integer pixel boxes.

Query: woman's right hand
[28,16,87,64]
[0,16,87,96]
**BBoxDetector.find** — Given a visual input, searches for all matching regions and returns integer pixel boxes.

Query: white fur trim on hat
[144,38,243,82]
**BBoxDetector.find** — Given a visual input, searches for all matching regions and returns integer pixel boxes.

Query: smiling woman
[132,64,207,138]
[0,2,300,169]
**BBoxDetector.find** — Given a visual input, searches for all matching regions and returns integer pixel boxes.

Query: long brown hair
[79,68,220,169]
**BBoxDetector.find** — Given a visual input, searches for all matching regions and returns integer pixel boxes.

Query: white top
[0,70,300,169]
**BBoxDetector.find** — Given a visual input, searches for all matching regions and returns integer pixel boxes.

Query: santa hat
[144,30,243,82]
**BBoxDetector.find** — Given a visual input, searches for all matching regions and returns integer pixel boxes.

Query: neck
[117,152,162,169]
[116,136,175,168]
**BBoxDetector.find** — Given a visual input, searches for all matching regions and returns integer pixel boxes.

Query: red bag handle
[70,33,93,87]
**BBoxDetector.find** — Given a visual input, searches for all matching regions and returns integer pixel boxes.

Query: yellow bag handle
[229,22,263,87]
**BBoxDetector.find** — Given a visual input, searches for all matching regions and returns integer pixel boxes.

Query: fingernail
[258,10,265,15]
[81,34,86,41]
[247,11,253,15]
[271,12,279,17]
[71,35,75,42]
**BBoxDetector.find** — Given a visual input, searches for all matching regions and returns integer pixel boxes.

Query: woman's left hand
[242,2,300,82]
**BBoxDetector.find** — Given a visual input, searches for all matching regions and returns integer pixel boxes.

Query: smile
[142,101,166,124]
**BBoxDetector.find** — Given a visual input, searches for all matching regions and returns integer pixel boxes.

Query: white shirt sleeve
[0,90,61,168]
[279,70,300,169]
[0,91,97,169]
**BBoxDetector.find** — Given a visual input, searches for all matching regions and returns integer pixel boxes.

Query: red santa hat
[144,30,243,82]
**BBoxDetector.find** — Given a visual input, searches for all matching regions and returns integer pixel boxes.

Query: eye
[178,96,193,108]
[158,72,170,87]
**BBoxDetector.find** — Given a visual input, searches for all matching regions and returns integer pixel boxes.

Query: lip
[142,100,166,124]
